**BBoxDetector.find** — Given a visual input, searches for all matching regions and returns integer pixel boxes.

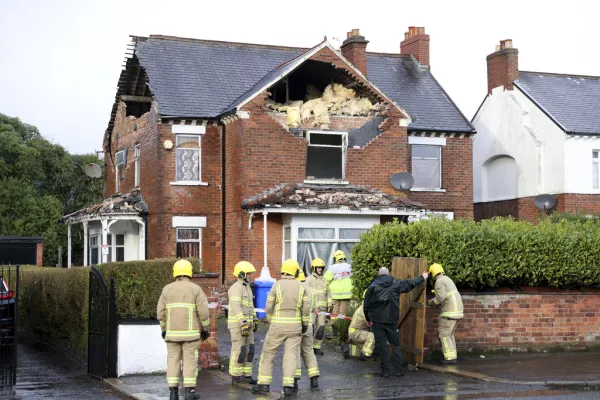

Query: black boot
[252,384,269,393]
[169,387,179,400]
[439,358,457,365]
[293,378,299,392]
[283,386,296,397]
[232,376,244,384]
[313,349,324,356]
[310,376,319,391]
[184,387,199,400]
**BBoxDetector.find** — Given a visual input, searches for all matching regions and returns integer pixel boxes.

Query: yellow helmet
[311,258,326,271]
[281,259,300,277]
[173,259,193,278]
[333,250,346,263]
[429,263,444,278]
[233,261,256,279]
[296,270,306,282]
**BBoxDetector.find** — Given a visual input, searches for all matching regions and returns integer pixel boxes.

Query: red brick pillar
[36,243,43,267]
[192,273,221,368]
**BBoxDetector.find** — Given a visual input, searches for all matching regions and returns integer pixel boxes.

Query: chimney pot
[351,28,360,37]
[495,44,501,51]
[347,31,352,39]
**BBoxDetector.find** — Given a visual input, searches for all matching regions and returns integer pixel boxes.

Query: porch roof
[63,191,148,223]
[241,183,426,213]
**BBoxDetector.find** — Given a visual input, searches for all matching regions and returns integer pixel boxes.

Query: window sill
[303,179,349,185]
[410,188,447,193]
[170,181,209,186]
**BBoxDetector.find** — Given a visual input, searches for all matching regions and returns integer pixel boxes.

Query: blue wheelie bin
[253,280,274,319]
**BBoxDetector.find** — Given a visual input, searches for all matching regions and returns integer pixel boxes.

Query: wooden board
[391,257,428,366]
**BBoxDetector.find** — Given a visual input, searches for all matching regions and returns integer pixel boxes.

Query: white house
[472,39,600,222]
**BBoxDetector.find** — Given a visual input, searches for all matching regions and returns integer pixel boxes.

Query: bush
[98,258,201,320]
[17,266,89,359]
[351,217,600,299]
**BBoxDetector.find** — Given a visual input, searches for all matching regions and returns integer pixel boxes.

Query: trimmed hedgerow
[350,217,600,299]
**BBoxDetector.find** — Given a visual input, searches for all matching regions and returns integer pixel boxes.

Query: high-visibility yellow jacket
[157,276,210,342]
[305,272,328,310]
[324,262,353,301]
[227,279,256,329]
[432,274,464,319]
[265,276,311,333]
[349,304,368,334]
[300,282,315,325]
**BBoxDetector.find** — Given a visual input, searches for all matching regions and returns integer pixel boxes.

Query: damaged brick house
[64,27,475,279]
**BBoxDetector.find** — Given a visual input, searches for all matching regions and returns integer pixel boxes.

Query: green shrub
[351,217,600,299]
[333,303,357,344]
[98,258,200,320]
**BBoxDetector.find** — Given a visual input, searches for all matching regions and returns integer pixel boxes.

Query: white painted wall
[564,137,600,194]
[472,86,566,203]
[118,324,167,377]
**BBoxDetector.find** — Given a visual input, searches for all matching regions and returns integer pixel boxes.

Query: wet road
[9,335,124,399]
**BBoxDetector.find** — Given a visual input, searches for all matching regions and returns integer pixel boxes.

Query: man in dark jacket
[364,267,428,377]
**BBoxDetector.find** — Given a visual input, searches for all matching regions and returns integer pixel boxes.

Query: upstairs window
[115,149,126,192]
[134,145,140,188]
[412,145,441,189]
[305,131,347,181]
[594,150,599,190]
[176,135,201,182]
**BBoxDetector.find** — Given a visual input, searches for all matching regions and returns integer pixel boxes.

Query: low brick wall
[192,273,221,368]
[425,289,600,353]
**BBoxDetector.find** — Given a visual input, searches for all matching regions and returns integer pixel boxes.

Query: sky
[1,0,599,155]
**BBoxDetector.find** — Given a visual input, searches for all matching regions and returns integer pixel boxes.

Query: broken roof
[125,35,473,133]
[63,191,148,222]
[514,71,600,135]
[242,183,426,212]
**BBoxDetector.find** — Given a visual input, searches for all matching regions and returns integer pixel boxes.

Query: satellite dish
[85,163,102,179]
[390,172,414,191]
[534,194,556,210]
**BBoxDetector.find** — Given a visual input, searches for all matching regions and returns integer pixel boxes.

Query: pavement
[104,318,600,399]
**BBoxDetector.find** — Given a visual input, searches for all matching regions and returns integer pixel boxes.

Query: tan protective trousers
[312,313,326,350]
[332,300,350,315]
[295,325,320,379]
[229,328,254,377]
[438,317,459,360]
[349,329,375,357]
[257,330,301,387]
[166,341,199,388]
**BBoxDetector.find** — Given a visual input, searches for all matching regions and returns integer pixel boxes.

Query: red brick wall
[341,41,368,76]
[36,243,43,267]
[192,273,221,368]
[425,291,600,352]
[486,48,519,94]
[408,137,474,219]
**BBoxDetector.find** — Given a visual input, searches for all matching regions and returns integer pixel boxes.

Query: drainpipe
[219,120,227,284]
[263,212,268,269]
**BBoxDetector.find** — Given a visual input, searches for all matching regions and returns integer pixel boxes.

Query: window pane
[176,149,200,181]
[310,133,343,146]
[306,147,343,180]
[284,227,291,241]
[116,151,125,165]
[594,151,599,159]
[116,234,125,246]
[178,229,200,240]
[177,242,200,258]
[176,136,199,148]
[107,235,112,245]
[90,236,98,247]
[107,247,112,263]
[91,249,98,265]
[413,158,441,189]
[298,228,335,240]
[412,145,440,159]
[339,228,367,240]
[594,162,599,190]
[338,242,357,264]
[116,247,125,262]
[284,241,291,260]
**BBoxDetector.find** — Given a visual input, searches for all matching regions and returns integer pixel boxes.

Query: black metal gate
[0,264,19,394]
[88,266,117,380]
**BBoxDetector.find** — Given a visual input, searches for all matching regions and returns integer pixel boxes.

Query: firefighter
[304,257,328,355]
[324,250,352,318]
[348,290,375,361]
[427,263,463,364]
[252,259,311,397]
[157,260,210,400]
[294,270,320,391]
[228,261,258,384]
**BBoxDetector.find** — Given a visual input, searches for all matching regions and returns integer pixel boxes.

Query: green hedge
[98,258,200,320]
[351,217,600,299]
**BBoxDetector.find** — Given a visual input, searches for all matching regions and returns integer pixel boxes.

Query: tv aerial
[84,163,103,179]
[390,172,414,191]
[533,194,556,210]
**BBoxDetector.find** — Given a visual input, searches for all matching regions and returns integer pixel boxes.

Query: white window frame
[171,134,208,186]
[304,130,348,183]
[411,144,442,190]
[593,150,599,191]
[176,227,202,259]
[115,150,126,192]
[90,235,99,265]
[134,145,140,188]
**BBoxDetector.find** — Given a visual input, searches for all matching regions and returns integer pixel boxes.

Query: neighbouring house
[64,26,475,279]
[473,39,600,222]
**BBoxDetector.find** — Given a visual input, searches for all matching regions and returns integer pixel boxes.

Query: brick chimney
[400,26,430,66]
[340,29,369,76]
[487,39,519,94]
